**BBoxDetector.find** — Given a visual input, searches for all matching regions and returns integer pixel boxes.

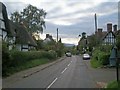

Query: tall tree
[10,11,22,23]
[10,4,47,34]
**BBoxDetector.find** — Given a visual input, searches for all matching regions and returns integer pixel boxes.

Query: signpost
[114,45,119,88]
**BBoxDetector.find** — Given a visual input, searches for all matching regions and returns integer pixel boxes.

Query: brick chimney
[46,34,49,38]
[98,28,103,36]
[113,25,117,32]
[107,23,112,32]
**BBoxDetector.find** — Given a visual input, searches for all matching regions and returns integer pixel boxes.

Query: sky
[0,0,119,45]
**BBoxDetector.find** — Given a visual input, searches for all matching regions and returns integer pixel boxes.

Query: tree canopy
[10,4,47,34]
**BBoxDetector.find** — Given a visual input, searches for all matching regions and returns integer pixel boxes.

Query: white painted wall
[9,45,13,50]
[16,44,21,51]
[22,44,28,51]
[103,32,116,45]
[0,28,2,37]
[3,30,7,41]
[8,37,15,44]
[0,12,3,20]
[16,44,29,51]
[1,21,5,29]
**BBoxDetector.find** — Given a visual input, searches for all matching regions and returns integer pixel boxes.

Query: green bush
[9,50,57,63]
[90,58,102,68]
[106,80,120,89]
[91,49,110,68]
[98,52,110,65]
[2,41,12,76]
[3,50,57,77]
[48,50,57,59]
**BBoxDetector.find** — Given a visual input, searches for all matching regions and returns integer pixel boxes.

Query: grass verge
[107,80,120,88]
[4,58,52,77]
[90,59,102,68]
[105,80,120,90]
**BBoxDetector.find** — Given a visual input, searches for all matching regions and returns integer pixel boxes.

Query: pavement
[83,59,117,88]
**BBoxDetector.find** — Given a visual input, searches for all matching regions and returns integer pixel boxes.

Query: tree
[58,38,62,43]
[10,11,22,23]
[10,4,47,35]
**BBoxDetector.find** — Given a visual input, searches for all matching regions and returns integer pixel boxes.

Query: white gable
[102,32,116,45]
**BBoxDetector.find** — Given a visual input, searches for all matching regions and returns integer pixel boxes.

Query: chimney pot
[107,23,112,32]
[113,25,117,32]
[46,34,49,38]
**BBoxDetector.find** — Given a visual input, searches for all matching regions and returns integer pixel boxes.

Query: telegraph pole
[57,28,58,42]
[94,13,98,33]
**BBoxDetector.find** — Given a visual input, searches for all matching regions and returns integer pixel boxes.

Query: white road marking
[67,63,71,67]
[61,68,67,74]
[47,78,58,89]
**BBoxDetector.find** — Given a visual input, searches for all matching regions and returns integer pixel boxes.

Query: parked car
[83,53,90,60]
[66,52,72,57]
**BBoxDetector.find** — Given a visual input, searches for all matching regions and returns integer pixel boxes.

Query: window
[22,45,28,48]
[22,45,28,51]
[22,49,28,52]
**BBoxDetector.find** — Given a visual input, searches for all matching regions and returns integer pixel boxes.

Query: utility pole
[94,13,98,33]
[57,28,58,42]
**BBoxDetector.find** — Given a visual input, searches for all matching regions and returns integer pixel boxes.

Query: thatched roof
[8,20,37,46]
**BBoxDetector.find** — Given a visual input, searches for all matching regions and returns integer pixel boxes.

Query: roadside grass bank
[4,58,50,78]
[90,59,102,68]
[105,80,120,89]
[90,49,110,68]
[3,50,59,77]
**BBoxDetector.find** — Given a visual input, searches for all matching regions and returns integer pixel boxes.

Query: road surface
[3,55,116,88]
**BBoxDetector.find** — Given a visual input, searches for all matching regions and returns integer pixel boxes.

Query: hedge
[91,49,110,68]
[2,50,57,77]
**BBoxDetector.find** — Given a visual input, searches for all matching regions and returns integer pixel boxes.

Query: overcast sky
[1,0,119,45]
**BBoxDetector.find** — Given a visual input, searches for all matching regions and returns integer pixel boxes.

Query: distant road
[3,55,116,88]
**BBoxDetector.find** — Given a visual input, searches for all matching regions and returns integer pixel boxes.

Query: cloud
[1,0,118,45]
[62,37,80,45]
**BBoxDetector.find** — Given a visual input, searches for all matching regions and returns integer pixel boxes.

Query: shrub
[9,50,57,63]
[91,48,110,68]
[48,50,57,59]
[2,41,11,76]
[98,52,110,65]
[2,50,57,77]
[106,80,120,89]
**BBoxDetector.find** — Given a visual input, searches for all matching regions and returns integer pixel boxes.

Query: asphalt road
[3,55,116,88]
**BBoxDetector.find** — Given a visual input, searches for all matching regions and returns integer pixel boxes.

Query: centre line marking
[67,63,71,67]
[61,68,67,74]
[47,78,58,89]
